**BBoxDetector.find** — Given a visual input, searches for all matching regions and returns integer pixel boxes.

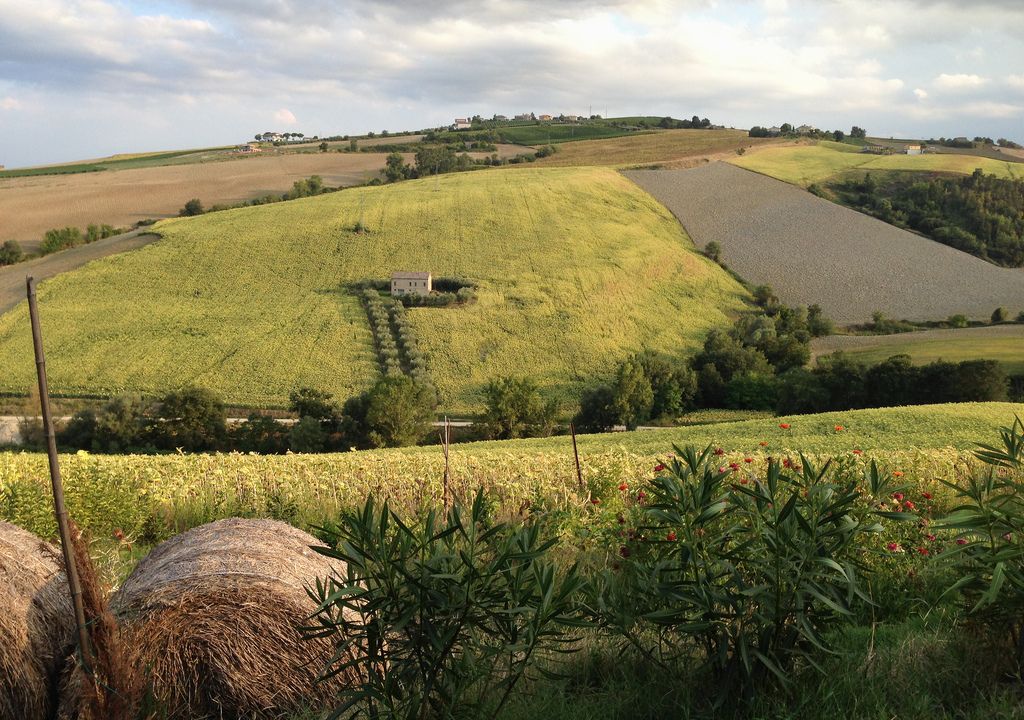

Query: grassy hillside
[497,124,642,144]
[0,167,747,410]
[2,402,1019,542]
[731,141,1021,186]
[812,326,1024,374]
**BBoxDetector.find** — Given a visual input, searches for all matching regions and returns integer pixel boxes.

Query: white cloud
[1008,74,1024,89]
[0,96,22,110]
[934,73,990,90]
[273,108,298,125]
[913,88,928,100]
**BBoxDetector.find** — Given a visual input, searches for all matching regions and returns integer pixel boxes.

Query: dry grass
[101,518,354,719]
[528,128,777,168]
[0,521,73,720]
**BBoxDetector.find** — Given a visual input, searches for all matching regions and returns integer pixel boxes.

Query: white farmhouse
[391,271,432,296]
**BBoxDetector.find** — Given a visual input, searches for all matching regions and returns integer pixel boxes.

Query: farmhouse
[767,126,782,136]
[236,143,262,154]
[391,271,432,296]
[564,114,579,122]
[905,144,922,155]
[514,113,534,121]
[538,114,553,121]
[452,119,472,130]
[796,124,815,134]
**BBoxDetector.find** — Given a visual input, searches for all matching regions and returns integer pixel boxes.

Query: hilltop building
[514,113,534,121]
[236,143,262,154]
[905,144,922,155]
[391,271,432,297]
[538,114,553,121]
[452,119,471,130]
[796,124,815,134]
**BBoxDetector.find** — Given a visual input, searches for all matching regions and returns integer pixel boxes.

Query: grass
[730,141,1021,186]
[811,326,1024,374]
[0,167,747,410]
[529,129,769,168]
[0,147,233,177]
[496,124,645,145]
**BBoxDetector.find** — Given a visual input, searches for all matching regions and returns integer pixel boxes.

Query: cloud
[1008,74,1024,89]
[934,73,990,90]
[913,88,928,100]
[273,108,298,125]
[0,96,22,110]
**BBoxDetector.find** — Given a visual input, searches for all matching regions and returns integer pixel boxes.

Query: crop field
[496,124,643,144]
[811,325,1024,373]
[529,128,773,168]
[0,167,747,410]
[1,402,1019,542]
[625,162,1024,324]
[730,141,1021,186]
[0,152,397,252]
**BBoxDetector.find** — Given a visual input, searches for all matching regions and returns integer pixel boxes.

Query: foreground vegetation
[0,167,746,410]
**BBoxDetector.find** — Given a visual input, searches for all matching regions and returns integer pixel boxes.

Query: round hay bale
[109,518,353,719]
[0,521,74,720]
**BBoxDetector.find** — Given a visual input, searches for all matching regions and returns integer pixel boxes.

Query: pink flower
[666,531,677,542]
[926,534,936,542]
[892,471,904,477]
[917,547,929,556]
[892,492,904,502]
[922,492,932,500]
[590,498,600,505]
[834,425,844,432]
[618,483,629,492]
[887,542,900,552]
[729,462,741,471]
[957,538,968,546]
[903,500,916,510]
[852,449,863,455]
[714,448,725,456]
[636,491,647,502]
[654,464,666,472]
[779,423,791,430]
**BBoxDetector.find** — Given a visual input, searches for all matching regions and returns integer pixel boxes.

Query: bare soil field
[625,162,1024,325]
[0,229,160,314]
[0,153,397,251]
[529,129,777,168]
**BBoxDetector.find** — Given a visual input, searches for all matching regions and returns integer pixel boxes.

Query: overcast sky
[1,0,1022,167]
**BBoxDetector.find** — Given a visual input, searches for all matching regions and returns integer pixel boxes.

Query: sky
[0,0,1022,168]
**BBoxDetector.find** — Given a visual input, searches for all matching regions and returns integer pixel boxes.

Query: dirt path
[0,229,160,314]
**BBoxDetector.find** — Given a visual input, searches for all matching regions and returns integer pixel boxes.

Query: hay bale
[0,521,74,720]
[108,518,353,719]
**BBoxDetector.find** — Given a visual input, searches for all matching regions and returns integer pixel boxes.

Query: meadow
[0,167,747,410]
[730,140,1021,186]
[495,123,643,144]
[2,402,1019,543]
[811,325,1024,374]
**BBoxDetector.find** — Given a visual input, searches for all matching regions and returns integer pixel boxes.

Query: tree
[289,415,327,452]
[151,386,226,451]
[319,141,329,152]
[704,241,721,263]
[362,376,436,448]
[574,385,617,433]
[384,152,411,183]
[349,138,358,152]
[992,307,1009,323]
[833,130,845,142]
[40,227,83,254]
[850,126,867,139]
[480,378,559,440]
[289,387,340,428]
[179,198,204,216]
[780,123,793,134]
[612,360,654,430]
[0,240,23,266]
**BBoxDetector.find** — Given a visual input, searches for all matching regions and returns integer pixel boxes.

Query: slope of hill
[811,325,1024,374]
[730,141,1021,186]
[0,167,748,410]
[625,162,1024,324]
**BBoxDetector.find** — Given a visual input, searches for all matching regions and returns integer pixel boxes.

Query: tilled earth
[625,162,1024,324]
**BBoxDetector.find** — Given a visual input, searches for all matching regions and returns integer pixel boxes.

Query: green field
[2,402,1018,543]
[497,124,645,145]
[812,326,1024,375]
[0,147,234,178]
[731,141,1021,186]
[0,167,747,410]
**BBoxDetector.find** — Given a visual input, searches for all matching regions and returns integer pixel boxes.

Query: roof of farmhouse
[392,271,431,279]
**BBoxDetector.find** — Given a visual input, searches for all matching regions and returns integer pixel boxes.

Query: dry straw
[0,521,74,720]
[61,517,355,719]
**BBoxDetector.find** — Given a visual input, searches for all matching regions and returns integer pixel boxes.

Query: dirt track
[625,162,1024,324]
[0,229,160,314]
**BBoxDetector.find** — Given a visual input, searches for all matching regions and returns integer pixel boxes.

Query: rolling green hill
[731,141,1021,186]
[0,167,748,410]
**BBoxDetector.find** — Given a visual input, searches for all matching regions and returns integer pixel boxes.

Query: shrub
[345,375,436,448]
[591,446,901,707]
[947,314,969,328]
[289,387,340,429]
[574,385,618,433]
[232,413,287,454]
[40,226,83,254]
[150,386,226,451]
[289,415,327,453]
[306,490,586,720]
[992,307,1009,323]
[481,377,559,440]
[179,198,204,217]
[704,240,721,263]
[0,239,23,266]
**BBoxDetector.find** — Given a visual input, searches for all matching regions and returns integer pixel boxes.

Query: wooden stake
[26,277,92,667]
[440,416,452,514]
[570,422,586,495]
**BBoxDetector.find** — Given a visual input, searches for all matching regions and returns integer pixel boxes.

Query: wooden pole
[440,416,452,514]
[26,277,92,667]
[570,422,586,495]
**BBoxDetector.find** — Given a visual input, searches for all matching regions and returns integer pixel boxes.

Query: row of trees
[178,175,329,218]
[0,223,123,266]
[832,169,1024,267]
